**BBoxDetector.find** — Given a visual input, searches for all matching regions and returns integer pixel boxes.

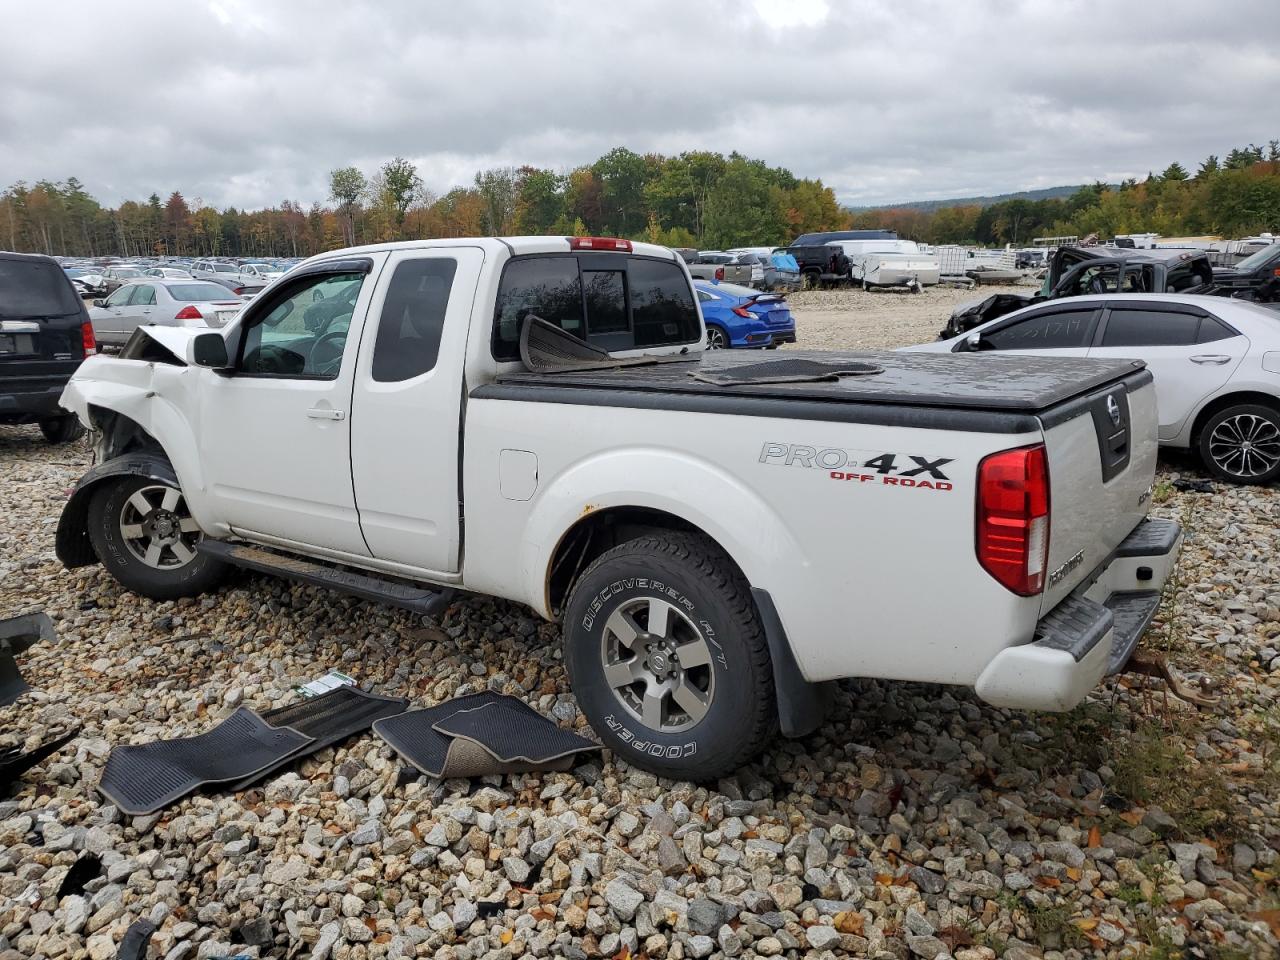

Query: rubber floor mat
[433,699,598,766]
[228,686,408,791]
[373,691,597,778]
[689,357,883,386]
[98,707,311,815]
[0,727,79,793]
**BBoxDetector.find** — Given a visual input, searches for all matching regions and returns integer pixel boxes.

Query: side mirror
[189,332,229,369]
[963,333,981,352]
[92,299,105,308]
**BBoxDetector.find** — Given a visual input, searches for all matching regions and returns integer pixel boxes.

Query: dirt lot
[1,296,1278,959]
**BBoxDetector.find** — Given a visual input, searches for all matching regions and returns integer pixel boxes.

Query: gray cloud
[1,0,1276,209]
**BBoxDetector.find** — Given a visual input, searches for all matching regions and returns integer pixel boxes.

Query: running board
[198,541,454,616]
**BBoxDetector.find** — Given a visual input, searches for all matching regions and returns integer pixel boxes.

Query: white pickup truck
[56,236,1181,780]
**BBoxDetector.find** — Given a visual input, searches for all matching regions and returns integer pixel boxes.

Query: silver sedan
[89,279,245,347]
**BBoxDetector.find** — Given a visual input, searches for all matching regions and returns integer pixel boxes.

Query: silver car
[144,267,194,279]
[89,279,245,346]
[190,260,266,297]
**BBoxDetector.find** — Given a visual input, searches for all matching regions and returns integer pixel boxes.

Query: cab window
[980,308,1098,350]
[236,271,366,379]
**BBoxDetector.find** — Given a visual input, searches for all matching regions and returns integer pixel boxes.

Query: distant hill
[850,184,1104,212]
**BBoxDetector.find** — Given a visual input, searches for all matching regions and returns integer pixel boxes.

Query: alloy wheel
[1208,413,1280,480]
[118,484,202,569]
[706,328,727,350]
[599,596,715,732]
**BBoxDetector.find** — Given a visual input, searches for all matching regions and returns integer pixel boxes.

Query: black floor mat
[373,692,597,778]
[0,612,55,707]
[228,686,408,791]
[433,699,598,765]
[98,708,312,815]
[0,727,79,793]
[690,357,883,386]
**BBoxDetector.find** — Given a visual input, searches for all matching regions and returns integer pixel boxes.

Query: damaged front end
[56,326,208,568]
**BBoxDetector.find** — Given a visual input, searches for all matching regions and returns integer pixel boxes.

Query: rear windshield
[493,254,699,361]
[168,282,238,302]
[0,258,83,318]
[214,264,239,273]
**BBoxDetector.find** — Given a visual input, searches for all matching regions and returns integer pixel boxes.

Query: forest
[2,141,1278,259]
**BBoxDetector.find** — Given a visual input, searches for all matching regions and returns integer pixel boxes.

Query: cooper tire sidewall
[565,555,756,772]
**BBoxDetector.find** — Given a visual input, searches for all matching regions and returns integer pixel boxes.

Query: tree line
[0,148,845,259]
[3,140,1278,260]
[851,140,1280,247]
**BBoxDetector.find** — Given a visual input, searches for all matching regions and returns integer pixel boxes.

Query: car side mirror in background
[92,299,105,308]
[189,332,229,369]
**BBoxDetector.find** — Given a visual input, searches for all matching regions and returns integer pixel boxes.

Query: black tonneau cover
[485,349,1147,413]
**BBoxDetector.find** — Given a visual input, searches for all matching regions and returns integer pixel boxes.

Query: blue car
[694,280,797,350]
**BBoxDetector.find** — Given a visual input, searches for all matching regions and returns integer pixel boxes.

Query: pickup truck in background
[56,235,1180,780]
[685,251,762,287]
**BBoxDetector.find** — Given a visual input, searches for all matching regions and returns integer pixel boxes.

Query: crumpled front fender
[56,454,178,568]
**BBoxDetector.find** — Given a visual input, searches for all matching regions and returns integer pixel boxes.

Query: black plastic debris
[115,918,157,960]
[373,691,598,779]
[57,854,103,898]
[0,611,55,706]
[0,727,79,794]
[1172,477,1214,493]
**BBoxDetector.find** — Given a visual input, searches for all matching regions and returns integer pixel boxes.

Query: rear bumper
[0,377,74,420]
[974,518,1182,711]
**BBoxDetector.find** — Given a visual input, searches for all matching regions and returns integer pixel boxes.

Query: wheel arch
[56,452,180,568]
[1188,390,1280,447]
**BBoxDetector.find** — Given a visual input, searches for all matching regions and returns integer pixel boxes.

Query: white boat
[827,240,941,290]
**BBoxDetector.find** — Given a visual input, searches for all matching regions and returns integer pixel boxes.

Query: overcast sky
[2,0,1277,211]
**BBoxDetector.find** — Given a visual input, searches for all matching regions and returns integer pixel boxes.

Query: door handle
[306,407,346,421]
[1190,355,1231,365]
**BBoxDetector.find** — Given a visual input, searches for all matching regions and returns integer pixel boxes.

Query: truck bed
[476,350,1151,431]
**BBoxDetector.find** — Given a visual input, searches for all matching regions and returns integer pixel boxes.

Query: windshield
[168,282,239,302]
[0,258,83,318]
[1231,244,1280,272]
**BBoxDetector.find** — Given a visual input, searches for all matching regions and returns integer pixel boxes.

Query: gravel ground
[2,300,1279,960]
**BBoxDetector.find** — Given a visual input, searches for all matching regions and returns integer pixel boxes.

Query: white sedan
[905,293,1280,484]
[89,279,245,347]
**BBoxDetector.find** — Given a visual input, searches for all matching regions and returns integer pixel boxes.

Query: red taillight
[233,286,246,295]
[569,236,632,252]
[976,444,1050,596]
[714,267,725,281]
[732,305,754,318]
[174,305,202,320]
[80,320,96,355]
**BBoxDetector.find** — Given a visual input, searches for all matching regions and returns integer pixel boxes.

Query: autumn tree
[328,166,366,244]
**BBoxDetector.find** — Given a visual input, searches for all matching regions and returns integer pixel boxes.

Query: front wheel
[563,533,776,781]
[87,475,228,600]
[1199,404,1280,485]
[40,415,85,444]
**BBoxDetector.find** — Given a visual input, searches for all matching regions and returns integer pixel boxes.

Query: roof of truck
[294,236,679,266]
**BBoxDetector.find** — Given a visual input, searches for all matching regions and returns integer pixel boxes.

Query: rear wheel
[1198,404,1280,485]
[563,533,776,781]
[87,475,228,600]
[705,325,729,350]
[40,415,84,444]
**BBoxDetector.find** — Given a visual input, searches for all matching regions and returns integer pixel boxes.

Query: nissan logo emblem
[1107,395,1122,428]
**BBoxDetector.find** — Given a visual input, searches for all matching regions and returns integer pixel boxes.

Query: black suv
[1211,243,1280,302]
[0,252,93,443]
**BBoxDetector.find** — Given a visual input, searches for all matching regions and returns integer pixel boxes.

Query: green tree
[328,166,366,244]
[592,146,649,236]
[1161,162,1189,182]
[474,167,518,234]
[514,167,565,234]
[380,157,422,237]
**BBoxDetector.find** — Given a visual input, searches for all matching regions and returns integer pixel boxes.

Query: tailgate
[1038,370,1158,612]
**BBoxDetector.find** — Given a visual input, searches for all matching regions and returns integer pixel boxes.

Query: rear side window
[492,255,698,361]
[1196,316,1237,343]
[983,308,1097,350]
[1101,310,1200,347]
[0,258,82,318]
[371,258,458,382]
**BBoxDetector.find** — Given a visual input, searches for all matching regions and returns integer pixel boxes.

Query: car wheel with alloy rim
[705,325,729,350]
[1199,403,1280,485]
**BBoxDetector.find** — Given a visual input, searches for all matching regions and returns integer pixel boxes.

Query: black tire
[40,415,84,444]
[563,533,776,781]
[87,475,228,600]
[1198,403,1280,485]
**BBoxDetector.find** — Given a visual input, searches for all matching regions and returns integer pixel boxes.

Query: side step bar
[198,541,454,617]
